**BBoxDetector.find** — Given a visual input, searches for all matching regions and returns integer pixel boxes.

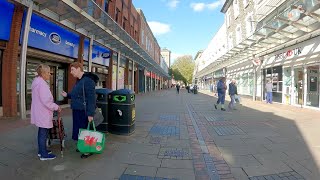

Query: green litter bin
[95,88,113,132]
[108,89,135,135]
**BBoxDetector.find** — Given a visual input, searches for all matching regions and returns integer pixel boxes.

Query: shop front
[226,61,254,97]
[0,0,15,111]
[262,66,283,103]
[145,70,151,92]
[261,36,320,109]
[17,12,81,110]
[138,67,145,93]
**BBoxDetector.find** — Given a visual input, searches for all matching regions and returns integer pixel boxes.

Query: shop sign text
[274,47,302,61]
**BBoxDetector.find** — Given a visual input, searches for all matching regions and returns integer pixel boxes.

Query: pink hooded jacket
[31,76,59,128]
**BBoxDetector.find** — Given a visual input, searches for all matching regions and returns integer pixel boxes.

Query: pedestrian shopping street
[1,89,320,180]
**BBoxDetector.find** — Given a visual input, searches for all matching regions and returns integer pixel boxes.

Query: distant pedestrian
[186,85,190,93]
[214,77,227,111]
[265,80,273,104]
[31,64,61,161]
[176,84,180,94]
[228,79,237,110]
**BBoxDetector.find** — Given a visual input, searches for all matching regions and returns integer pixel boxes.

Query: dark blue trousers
[38,127,49,156]
[217,93,226,104]
[72,110,88,141]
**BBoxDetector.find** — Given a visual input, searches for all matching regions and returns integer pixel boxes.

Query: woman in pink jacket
[31,64,61,161]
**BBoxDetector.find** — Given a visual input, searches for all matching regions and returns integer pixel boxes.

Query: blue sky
[132,0,225,64]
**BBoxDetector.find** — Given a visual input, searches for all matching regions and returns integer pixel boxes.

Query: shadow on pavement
[0,88,319,180]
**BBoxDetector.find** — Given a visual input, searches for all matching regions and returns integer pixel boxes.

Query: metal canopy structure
[14,0,169,78]
[196,0,320,78]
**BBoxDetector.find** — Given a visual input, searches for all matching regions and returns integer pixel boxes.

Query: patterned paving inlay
[120,174,178,180]
[212,126,246,136]
[249,171,305,180]
[159,114,180,121]
[149,125,180,136]
[158,148,192,159]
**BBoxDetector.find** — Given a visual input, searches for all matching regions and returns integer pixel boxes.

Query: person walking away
[265,80,273,104]
[228,79,237,110]
[176,84,180,94]
[31,64,61,161]
[61,62,99,159]
[215,77,227,111]
[186,85,190,93]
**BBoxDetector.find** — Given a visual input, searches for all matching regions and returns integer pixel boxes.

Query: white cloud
[148,21,171,36]
[208,0,224,10]
[167,0,179,9]
[190,3,206,12]
[191,0,225,12]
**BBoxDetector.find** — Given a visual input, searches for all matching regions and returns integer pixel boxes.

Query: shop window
[115,8,120,23]
[264,66,283,103]
[122,17,127,30]
[87,1,93,16]
[104,0,109,13]
[141,30,145,45]
[306,66,319,107]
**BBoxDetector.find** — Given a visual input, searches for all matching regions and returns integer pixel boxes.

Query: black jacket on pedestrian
[67,72,99,116]
[228,83,237,96]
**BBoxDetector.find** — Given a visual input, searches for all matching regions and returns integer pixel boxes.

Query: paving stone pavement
[1,89,320,179]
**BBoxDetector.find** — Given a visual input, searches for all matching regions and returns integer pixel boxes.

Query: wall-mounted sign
[84,39,111,66]
[274,47,302,61]
[0,1,14,41]
[21,13,80,58]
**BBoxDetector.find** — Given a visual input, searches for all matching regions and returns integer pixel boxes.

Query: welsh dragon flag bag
[77,121,105,154]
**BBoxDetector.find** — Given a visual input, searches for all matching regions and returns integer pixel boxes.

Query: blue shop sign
[0,0,14,41]
[84,39,111,66]
[21,13,80,58]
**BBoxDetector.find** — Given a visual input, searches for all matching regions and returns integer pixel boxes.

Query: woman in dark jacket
[61,62,99,158]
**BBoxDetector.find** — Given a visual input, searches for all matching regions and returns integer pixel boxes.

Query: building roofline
[194,50,204,60]
[136,8,159,44]
[221,0,233,13]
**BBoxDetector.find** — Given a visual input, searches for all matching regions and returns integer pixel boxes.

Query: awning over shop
[195,0,320,78]
[13,0,169,78]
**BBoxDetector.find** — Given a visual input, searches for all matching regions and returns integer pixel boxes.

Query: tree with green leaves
[170,55,195,85]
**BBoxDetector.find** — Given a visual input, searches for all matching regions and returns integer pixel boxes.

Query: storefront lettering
[65,40,75,47]
[274,47,302,60]
[29,27,47,38]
